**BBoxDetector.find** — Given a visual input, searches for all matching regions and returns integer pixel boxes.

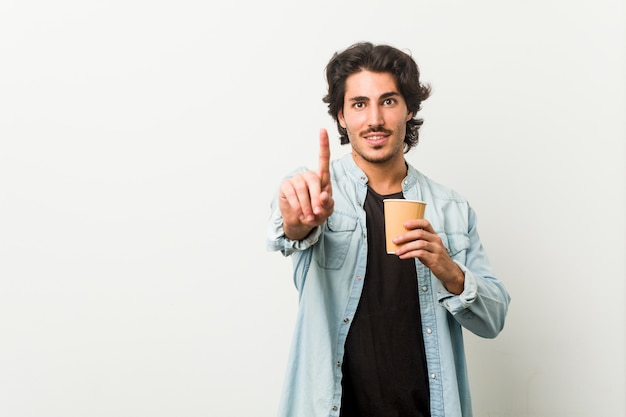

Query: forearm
[438,263,510,338]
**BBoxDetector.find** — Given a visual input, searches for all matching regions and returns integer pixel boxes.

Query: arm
[438,207,510,338]
[395,207,510,338]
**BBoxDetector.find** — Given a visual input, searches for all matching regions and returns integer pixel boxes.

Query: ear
[405,111,413,122]
[338,109,346,128]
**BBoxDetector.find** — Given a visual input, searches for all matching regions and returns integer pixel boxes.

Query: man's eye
[354,102,365,109]
[383,98,395,105]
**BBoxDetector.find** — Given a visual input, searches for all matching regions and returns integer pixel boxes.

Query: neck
[354,154,407,195]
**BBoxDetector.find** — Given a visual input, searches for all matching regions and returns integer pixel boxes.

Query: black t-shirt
[340,188,430,417]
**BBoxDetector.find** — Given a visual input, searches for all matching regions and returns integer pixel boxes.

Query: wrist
[283,223,315,241]
[442,264,465,295]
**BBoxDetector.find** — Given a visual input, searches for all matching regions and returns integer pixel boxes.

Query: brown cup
[383,199,427,254]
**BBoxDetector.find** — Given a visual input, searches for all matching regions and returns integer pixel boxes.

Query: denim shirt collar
[337,152,421,197]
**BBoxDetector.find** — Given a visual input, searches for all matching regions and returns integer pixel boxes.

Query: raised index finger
[318,128,331,189]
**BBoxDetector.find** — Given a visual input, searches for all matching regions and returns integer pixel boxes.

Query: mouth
[363,129,392,145]
[365,134,387,140]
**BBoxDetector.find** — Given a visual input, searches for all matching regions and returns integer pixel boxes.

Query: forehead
[344,70,400,99]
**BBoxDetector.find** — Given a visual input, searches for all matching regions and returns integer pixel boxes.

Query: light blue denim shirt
[267,153,510,417]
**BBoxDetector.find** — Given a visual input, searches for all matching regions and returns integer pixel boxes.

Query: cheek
[340,113,364,130]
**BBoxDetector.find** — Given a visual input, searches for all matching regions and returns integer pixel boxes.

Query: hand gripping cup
[383,199,427,254]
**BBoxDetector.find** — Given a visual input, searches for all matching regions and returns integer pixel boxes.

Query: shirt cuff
[266,208,321,256]
[436,260,478,315]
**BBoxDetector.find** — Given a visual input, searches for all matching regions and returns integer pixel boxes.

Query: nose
[367,105,384,128]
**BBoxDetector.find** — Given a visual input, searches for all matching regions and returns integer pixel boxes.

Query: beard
[354,144,402,164]
[350,127,405,165]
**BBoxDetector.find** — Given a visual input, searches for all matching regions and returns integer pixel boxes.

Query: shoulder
[411,167,468,205]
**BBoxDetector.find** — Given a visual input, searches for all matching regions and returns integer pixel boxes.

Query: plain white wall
[1,1,624,416]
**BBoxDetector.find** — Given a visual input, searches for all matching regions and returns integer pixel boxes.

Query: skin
[279,70,464,295]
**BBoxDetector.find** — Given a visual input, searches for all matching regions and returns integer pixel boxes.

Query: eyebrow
[346,91,401,103]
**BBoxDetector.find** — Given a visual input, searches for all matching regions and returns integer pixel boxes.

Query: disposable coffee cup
[383,199,427,254]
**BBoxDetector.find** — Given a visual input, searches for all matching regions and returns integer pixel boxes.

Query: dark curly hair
[322,42,431,153]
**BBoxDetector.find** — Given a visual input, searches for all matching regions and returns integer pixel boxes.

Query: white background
[1,1,624,416]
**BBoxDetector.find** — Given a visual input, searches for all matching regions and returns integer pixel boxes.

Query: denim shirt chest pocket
[438,232,470,264]
[314,211,359,270]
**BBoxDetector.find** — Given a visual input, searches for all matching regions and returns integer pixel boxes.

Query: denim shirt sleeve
[266,206,321,256]
[434,206,511,339]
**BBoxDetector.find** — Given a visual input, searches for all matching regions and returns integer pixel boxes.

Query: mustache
[361,126,392,137]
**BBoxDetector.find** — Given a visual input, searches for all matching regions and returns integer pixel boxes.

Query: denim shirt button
[332,405,338,411]
[343,317,350,323]
[421,285,428,292]
[430,373,437,379]
[426,328,433,334]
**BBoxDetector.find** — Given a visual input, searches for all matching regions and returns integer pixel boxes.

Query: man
[267,42,510,417]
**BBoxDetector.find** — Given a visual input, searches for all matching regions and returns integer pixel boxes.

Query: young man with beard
[267,42,510,417]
